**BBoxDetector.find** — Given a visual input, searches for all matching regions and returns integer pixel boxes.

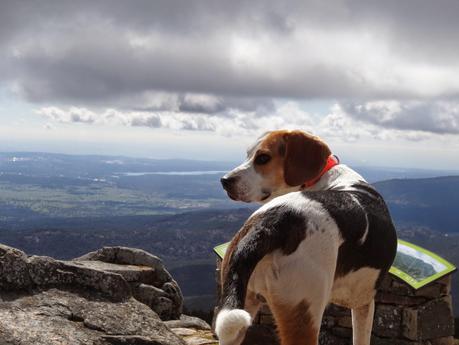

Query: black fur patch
[222,206,309,309]
[305,182,397,282]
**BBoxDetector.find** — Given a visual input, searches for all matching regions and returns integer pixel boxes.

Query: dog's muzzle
[220,176,241,200]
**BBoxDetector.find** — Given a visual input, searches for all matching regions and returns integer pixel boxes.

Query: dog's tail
[215,308,251,345]
[215,261,253,344]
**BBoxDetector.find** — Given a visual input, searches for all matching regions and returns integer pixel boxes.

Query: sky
[1,0,459,169]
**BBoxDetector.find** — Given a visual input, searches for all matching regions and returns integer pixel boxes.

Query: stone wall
[215,259,456,345]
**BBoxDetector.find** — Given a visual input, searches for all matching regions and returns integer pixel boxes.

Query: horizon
[2,149,459,175]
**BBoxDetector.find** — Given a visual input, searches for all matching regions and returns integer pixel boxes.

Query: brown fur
[270,299,318,345]
[251,130,331,189]
[283,131,331,186]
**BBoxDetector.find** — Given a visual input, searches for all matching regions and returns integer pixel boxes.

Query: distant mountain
[374,176,459,233]
[354,165,459,183]
[0,151,235,177]
[1,151,458,221]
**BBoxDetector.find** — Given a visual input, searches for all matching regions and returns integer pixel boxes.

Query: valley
[0,151,458,315]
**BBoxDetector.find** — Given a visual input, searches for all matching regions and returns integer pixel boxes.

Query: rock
[403,307,419,340]
[425,336,455,345]
[415,284,443,299]
[75,247,169,284]
[72,260,155,282]
[376,291,429,306]
[75,246,183,319]
[28,256,131,302]
[419,297,454,340]
[319,332,351,345]
[170,327,217,345]
[165,315,211,330]
[171,328,198,336]
[0,243,32,290]
[324,303,351,317]
[373,304,402,338]
[402,297,455,341]
[370,335,416,345]
[0,244,189,345]
[330,326,352,338]
[0,289,185,345]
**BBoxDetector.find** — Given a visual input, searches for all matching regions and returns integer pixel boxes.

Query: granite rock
[0,244,192,345]
[0,289,185,345]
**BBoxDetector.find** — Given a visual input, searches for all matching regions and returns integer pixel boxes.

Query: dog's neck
[302,160,367,192]
[300,155,340,189]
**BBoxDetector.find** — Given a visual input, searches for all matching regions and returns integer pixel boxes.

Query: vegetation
[0,152,458,315]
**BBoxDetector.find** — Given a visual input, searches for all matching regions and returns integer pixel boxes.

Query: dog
[215,129,397,345]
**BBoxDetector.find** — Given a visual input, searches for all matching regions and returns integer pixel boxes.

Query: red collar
[302,155,339,188]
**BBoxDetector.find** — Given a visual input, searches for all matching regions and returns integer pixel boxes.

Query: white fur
[352,300,375,345]
[306,164,366,192]
[215,309,252,345]
[331,267,380,308]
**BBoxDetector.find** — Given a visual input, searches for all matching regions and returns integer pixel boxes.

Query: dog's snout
[220,176,238,190]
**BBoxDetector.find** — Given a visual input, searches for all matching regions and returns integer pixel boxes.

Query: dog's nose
[220,176,238,190]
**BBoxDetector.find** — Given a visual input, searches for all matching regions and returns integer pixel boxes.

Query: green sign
[389,239,456,289]
[214,239,456,290]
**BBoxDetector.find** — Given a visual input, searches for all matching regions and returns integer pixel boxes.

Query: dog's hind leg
[351,299,375,345]
[244,289,262,319]
[270,299,322,345]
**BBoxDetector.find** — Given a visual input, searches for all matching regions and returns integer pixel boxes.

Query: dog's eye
[254,154,271,165]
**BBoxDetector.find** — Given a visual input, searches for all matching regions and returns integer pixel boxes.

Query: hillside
[1,210,458,316]
[374,176,459,233]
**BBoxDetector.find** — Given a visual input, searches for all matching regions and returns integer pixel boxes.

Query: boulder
[0,243,33,290]
[74,246,183,319]
[0,289,185,345]
[0,244,193,345]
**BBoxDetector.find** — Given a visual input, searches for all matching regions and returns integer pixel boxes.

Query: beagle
[215,130,397,345]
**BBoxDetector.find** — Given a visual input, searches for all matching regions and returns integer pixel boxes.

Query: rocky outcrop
[74,246,183,320]
[0,288,184,345]
[0,244,216,345]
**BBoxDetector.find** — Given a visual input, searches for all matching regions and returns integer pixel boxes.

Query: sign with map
[214,239,456,290]
[389,239,456,289]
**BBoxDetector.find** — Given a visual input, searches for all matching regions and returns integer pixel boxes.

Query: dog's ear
[283,131,331,186]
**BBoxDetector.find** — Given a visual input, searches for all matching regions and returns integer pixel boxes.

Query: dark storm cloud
[1,0,459,111]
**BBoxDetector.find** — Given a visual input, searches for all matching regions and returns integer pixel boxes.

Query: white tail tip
[215,309,251,344]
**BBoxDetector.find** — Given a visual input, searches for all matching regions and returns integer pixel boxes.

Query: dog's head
[221,129,331,203]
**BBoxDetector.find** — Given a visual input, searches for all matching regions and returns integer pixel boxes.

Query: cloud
[37,107,96,124]
[38,100,453,145]
[342,100,459,134]
[36,102,306,135]
[2,0,459,107]
[4,0,459,145]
